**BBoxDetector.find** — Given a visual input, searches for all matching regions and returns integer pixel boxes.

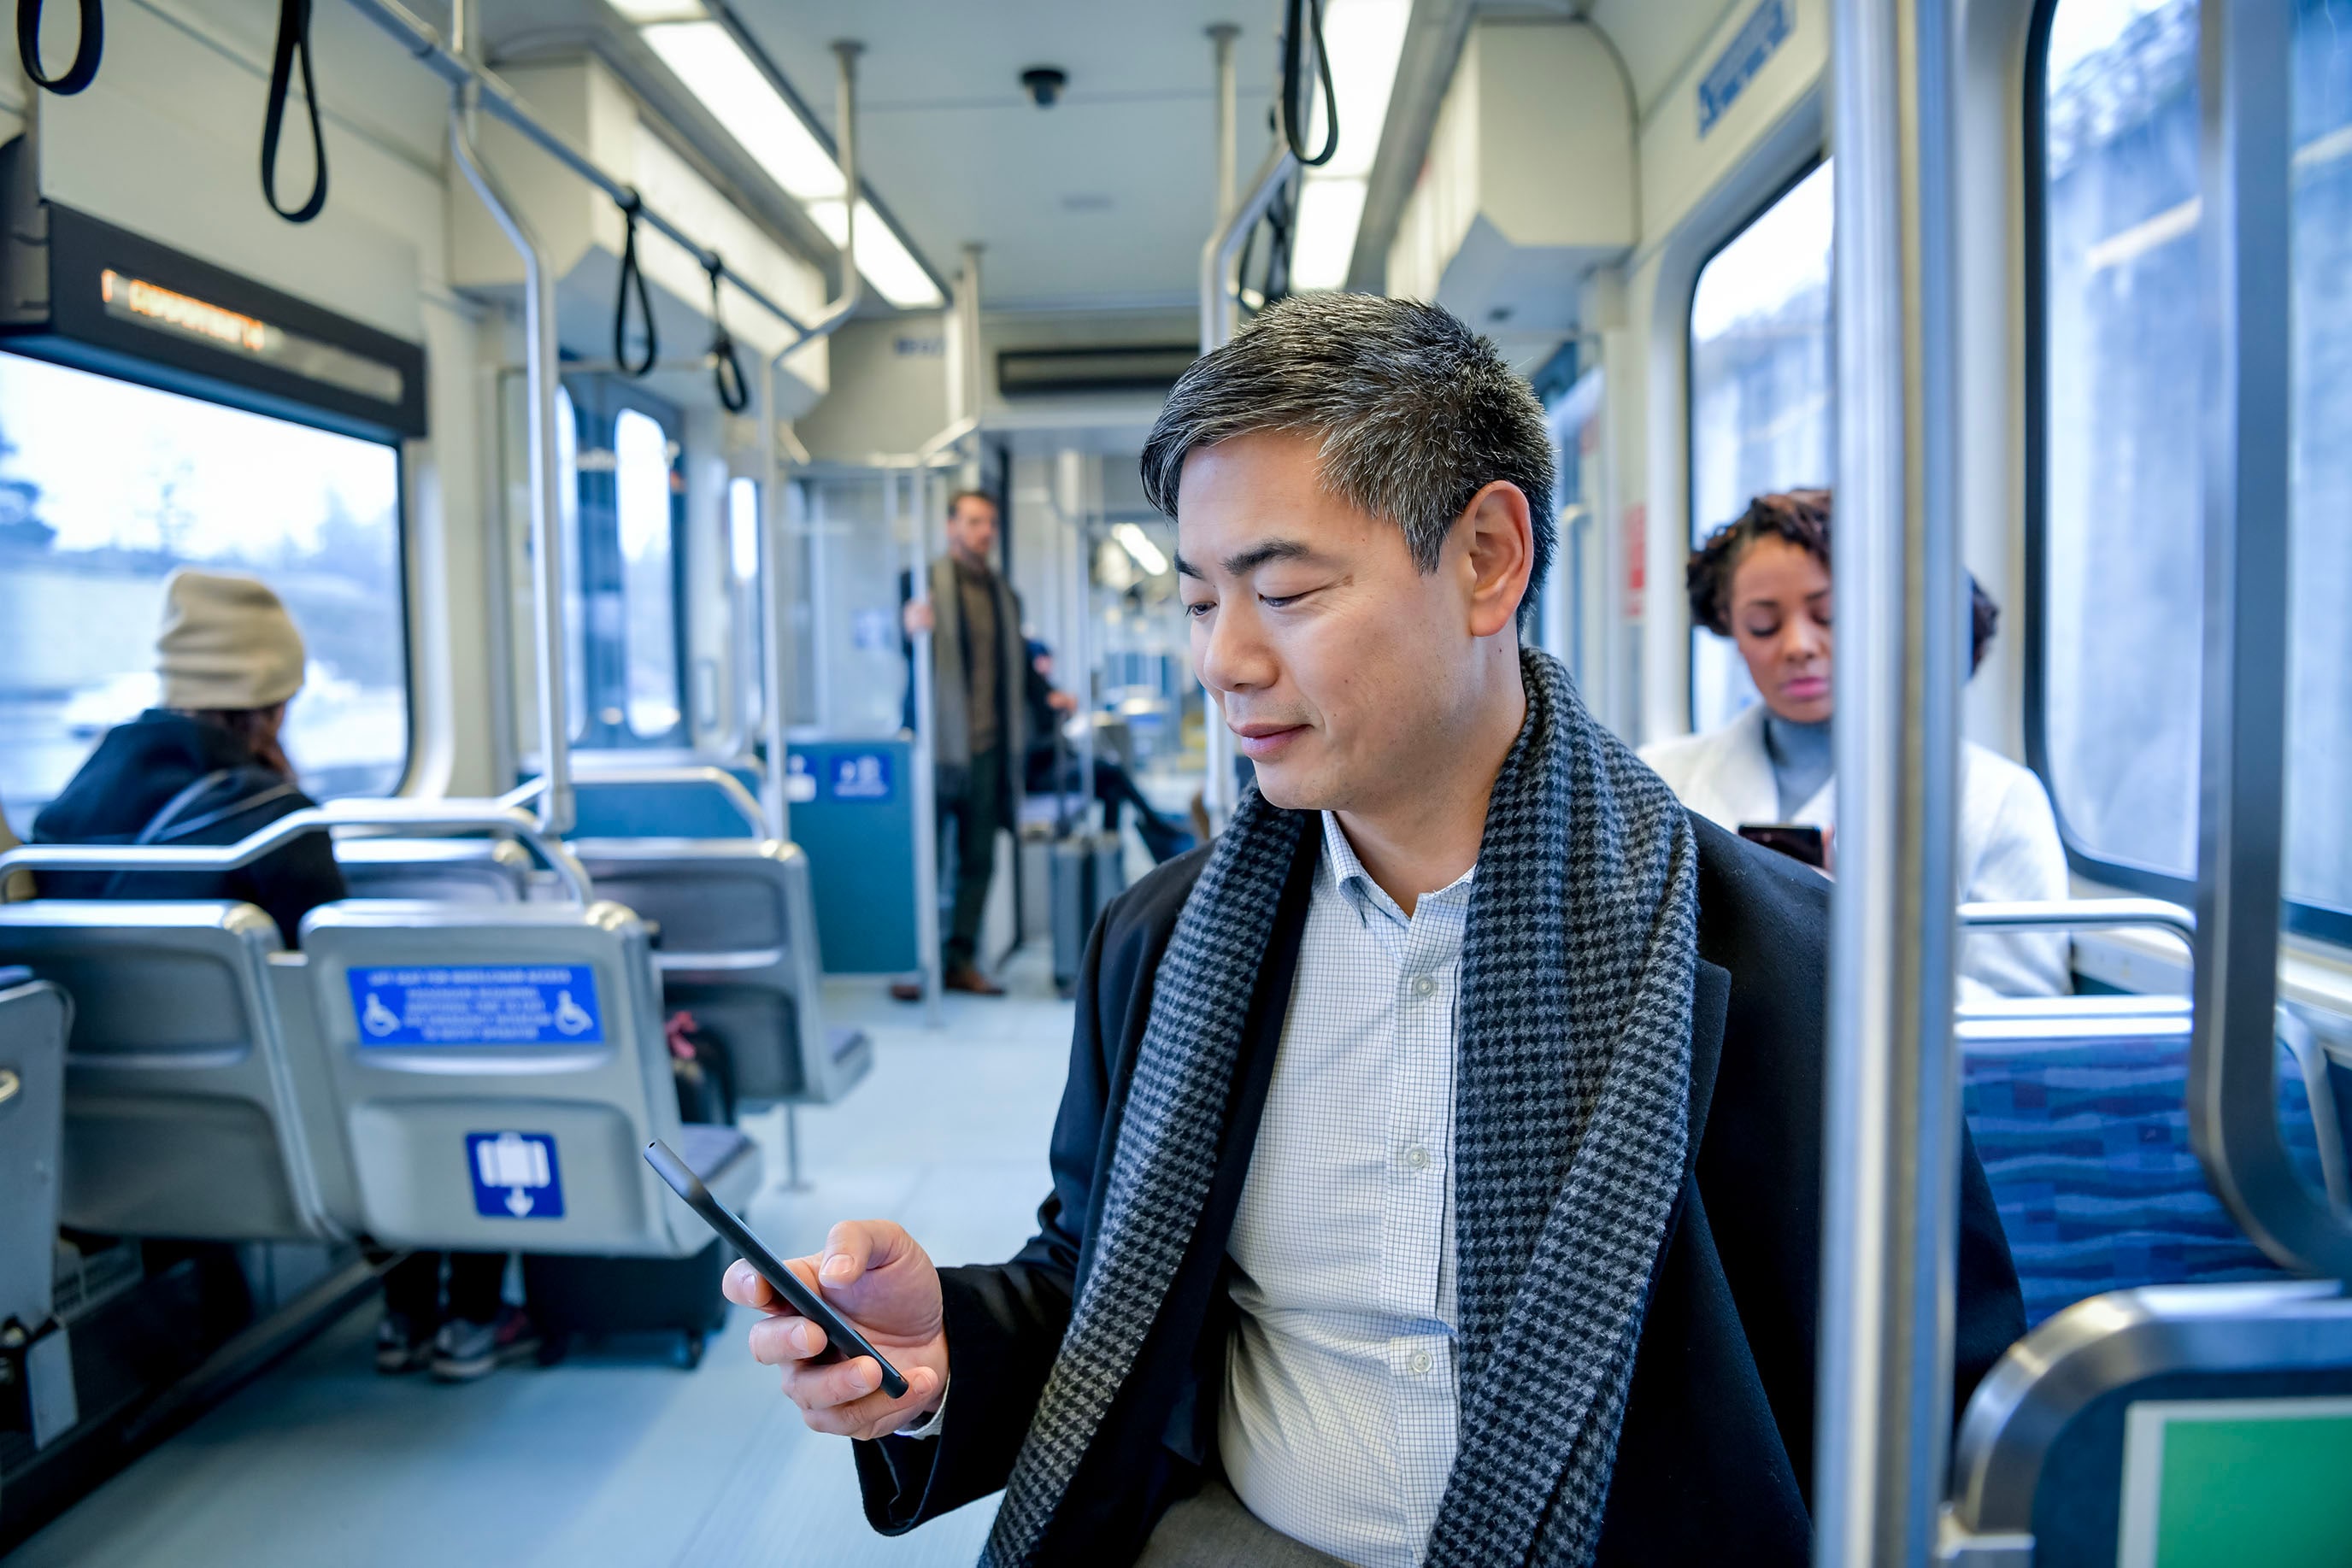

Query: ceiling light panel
[806,198,944,309]
[640,21,844,201]
[1292,0,1410,291]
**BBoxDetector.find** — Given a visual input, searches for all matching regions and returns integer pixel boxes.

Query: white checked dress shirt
[1220,811,1471,1568]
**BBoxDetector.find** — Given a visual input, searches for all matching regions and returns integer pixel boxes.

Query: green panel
[2153,1410,2352,1568]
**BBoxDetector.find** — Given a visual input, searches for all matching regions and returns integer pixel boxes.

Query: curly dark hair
[1685,490,1831,637]
[1687,488,2001,674]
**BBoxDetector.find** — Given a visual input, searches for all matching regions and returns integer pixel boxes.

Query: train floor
[7,947,1077,1568]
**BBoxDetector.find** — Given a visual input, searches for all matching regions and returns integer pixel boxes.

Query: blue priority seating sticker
[467,1130,564,1219]
[347,965,603,1047]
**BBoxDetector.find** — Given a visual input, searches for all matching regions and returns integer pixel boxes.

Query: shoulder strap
[133,770,238,847]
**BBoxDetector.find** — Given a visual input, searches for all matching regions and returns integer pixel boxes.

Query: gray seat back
[573,839,870,1107]
[299,899,756,1255]
[335,837,532,903]
[0,902,340,1242]
[0,977,70,1329]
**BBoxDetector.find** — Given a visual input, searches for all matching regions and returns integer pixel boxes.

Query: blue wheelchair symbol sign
[466,1130,564,1219]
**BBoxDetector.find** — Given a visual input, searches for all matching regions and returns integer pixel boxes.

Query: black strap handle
[1279,0,1338,169]
[18,0,102,95]
[261,0,327,223]
[614,191,657,378]
[705,254,750,414]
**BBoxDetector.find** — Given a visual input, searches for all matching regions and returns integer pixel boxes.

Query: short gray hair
[1140,294,1555,595]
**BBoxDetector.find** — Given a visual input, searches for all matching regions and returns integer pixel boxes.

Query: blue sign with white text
[1698,0,1791,136]
[826,750,895,802]
[466,1130,564,1219]
[347,965,603,1047]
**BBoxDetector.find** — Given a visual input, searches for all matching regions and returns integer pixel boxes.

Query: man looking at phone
[725,295,2024,1567]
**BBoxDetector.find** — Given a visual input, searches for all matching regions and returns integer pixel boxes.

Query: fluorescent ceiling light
[607,0,703,23]
[1289,178,1367,292]
[641,21,844,200]
[638,19,941,308]
[808,199,944,308]
[1291,0,1410,291]
[1112,522,1169,578]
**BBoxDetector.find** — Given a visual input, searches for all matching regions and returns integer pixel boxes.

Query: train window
[1685,160,1835,735]
[613,408,681,738]
[729,476,763,732]
[0,352,406,822]
[2032,0,2352,937]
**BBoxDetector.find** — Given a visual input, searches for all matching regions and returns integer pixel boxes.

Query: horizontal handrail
[0,802,593,904]
[510,763,769,840]
[1958,897,2195,945]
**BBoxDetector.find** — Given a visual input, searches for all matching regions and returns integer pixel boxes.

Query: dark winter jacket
[32,709,345,946]
[851,813,2026,1565]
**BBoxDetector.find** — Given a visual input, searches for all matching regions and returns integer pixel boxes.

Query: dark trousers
[939,746,1006,969]
[383,1252,506,1327]
[1027,749,1191,862]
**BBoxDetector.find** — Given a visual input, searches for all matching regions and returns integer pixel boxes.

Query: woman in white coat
[1641,489,2072,1001]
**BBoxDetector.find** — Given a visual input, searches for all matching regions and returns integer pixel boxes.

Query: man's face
[1175,431,1513,815]
[944,496,998,565]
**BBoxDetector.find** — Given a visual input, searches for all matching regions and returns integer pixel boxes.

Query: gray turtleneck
[1763,714,1833,819]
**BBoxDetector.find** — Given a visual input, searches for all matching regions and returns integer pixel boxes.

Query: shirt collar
[1319,811,1476,929]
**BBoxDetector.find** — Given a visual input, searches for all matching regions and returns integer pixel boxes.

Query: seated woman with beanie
[33,568,538,1383]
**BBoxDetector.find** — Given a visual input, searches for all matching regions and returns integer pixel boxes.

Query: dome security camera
[1020,67,1068,108]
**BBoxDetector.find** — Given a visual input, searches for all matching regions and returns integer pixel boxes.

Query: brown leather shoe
[942,964,1005,996]
[888,978,923,1002]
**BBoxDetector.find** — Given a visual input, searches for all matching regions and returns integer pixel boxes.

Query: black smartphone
[1738,822,1828,870]
[642,1139,910,1399]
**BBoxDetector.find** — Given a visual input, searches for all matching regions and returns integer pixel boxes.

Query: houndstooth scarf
[982,649,1700,1568]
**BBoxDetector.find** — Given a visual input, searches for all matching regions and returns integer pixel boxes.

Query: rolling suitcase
[1050,830,1125,996]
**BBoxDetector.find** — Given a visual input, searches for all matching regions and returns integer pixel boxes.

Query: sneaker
[428,1307,542,1383]
[374,1313,432,1375]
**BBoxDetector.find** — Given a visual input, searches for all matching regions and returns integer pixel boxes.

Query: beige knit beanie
[156,569,308,711]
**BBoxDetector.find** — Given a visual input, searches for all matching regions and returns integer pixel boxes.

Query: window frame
[1681,152,1832,733]
[562,374,690,751]
[2021,0,2349,947]
[0,345,417,806]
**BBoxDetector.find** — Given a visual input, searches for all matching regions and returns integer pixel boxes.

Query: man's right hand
[903,600,935,637]
[725,1219,950,1442]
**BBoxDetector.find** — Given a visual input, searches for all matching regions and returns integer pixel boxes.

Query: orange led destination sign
[98,267,403,406]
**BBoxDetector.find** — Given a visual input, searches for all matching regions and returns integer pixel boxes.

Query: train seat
[572,838,871,1107]
[0,974,71,1332]
[0,902,345,1242]
[1961,996,2338,1326]
[298,898,759,1255]
[1937,1280,2352,1568]
[333,836,534,903]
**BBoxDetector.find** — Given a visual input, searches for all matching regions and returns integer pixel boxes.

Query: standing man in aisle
[896,487,1028,999]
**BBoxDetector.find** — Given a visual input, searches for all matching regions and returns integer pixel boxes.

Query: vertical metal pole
[2187,0,2352,1275]
[1059,451,1097,830]
[956,244,985,467]
[905,470,944,1024]
[451,87,571,837]
[1814,0,1966,1562]
[808,484,832,731]
[1210,23,1239,226]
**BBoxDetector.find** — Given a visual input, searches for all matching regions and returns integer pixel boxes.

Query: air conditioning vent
[997,344,1197,397]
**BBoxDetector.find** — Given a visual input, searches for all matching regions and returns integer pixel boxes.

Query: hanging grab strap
[261,0,327,223]
[17,0,103,95]
[704,253,750,414]
[1279,0,1338,168]
[614,191,657,378]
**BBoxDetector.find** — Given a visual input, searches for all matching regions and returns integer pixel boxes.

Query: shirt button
[1411,974,1437,999]
[1408,1349,1432,1375]
[1402,1144,1430,1172]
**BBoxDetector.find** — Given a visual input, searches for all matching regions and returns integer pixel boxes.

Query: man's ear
[1458,481,1535,639]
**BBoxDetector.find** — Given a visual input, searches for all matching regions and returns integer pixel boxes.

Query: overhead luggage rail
[0,801,594,905]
